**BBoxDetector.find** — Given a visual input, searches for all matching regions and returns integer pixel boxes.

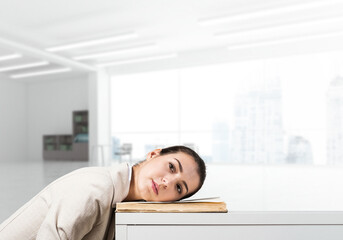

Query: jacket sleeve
[36,170,114,240]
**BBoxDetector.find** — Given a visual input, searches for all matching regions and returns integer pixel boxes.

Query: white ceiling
[1,0,343,81]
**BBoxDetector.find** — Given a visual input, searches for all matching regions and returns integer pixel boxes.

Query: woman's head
[159,146,206,199]
[127,145,206,202]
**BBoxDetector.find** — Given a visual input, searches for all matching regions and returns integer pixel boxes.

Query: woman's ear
[146,148,162,161]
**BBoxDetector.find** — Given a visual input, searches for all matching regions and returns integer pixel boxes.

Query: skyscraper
[212,121,230,162]
[327,76,343,165]
[232,78,284,164]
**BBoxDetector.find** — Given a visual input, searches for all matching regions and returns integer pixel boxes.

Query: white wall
[0,77,27,162]
[27,77,88,161]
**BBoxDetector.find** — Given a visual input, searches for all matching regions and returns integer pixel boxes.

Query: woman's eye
[176,184,182,194]
[169,163,175,172]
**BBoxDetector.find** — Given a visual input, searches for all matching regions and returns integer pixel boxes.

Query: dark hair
[159,145,206,200]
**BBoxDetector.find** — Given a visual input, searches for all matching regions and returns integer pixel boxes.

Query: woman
[0,145,206,240]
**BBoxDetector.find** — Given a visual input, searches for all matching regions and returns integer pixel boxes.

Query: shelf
[43,135,58,151]
[43,110,89,161]
[73,110,89,136]
[43,135,73,151]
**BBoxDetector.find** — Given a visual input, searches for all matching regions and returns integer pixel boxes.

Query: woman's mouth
[152,180,159,195]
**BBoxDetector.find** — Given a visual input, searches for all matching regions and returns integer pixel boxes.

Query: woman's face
[136,149,201,202]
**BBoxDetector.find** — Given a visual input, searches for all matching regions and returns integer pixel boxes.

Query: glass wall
[111,50,343,165]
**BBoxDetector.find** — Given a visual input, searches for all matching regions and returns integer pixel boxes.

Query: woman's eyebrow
[174,158,188,193]
[182,180,189,194]
[174,158,183,172]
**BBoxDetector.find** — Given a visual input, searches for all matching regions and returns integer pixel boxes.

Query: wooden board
[116,201,228,213]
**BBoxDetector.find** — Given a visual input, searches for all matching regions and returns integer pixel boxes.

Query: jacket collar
[110,162,131,206]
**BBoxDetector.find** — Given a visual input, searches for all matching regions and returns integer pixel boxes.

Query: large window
[111,50,343,165]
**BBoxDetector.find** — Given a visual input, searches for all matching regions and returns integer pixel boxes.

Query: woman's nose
[161,175,178,188]
[162,177,169,188]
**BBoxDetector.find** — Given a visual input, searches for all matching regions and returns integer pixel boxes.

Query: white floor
[1,161,343,223]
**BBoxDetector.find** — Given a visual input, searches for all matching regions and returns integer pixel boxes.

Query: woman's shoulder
[49,163,130,191]
[60,162,129,180]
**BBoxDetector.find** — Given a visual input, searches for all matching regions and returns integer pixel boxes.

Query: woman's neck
[123,164,141,201]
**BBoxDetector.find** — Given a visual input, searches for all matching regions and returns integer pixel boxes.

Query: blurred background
[1,0,343,222]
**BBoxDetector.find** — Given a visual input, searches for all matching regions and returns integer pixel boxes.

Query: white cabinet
[115,212,343,240]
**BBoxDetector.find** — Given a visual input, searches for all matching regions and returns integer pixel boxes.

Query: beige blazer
[0,163,131,240]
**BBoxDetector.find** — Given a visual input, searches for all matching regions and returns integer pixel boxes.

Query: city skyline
[111,50,343,165]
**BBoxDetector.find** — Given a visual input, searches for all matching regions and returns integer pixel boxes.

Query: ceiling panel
[0,0,342,81]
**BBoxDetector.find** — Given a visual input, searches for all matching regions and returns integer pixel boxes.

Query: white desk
[115,211,343,240]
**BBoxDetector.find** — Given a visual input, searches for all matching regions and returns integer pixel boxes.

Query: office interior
[1,0,343,223]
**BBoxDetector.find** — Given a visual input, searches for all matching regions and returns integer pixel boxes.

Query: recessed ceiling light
[97,53,178,67]
[0,53,22,61]
[73,43,157,60]
[215,15,343,38]
[227,31,343,50]
[46,32,138,52]
[199,0,342,25]
[0,61,49,72]
[10,68,71,79]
